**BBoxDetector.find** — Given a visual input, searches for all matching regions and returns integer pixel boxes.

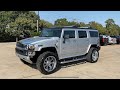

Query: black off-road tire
[36,51,59,75]
[86,47,99,63]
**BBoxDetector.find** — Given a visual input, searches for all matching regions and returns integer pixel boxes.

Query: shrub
[30,31,41,37]
[0,29,41,42]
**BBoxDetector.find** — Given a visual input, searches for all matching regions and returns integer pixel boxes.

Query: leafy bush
[0,29,42,42]
[0,30,15,42]
[30,31,41,37]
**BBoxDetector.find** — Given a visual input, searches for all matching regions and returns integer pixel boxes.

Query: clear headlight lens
[28,44,35,50]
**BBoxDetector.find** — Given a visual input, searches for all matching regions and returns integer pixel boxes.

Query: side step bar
[60,57,86,64]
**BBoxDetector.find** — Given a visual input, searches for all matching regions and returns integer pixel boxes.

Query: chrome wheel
[43,56,57,72]
[92,50,99,61]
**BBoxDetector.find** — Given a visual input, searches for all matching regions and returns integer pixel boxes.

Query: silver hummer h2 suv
[15,26,101,75]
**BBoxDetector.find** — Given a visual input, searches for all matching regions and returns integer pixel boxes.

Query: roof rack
[62,25,78,28]
[50,25,78,28]
[62,26,93,29]
[78,27,92,29]
[50,26,95,30]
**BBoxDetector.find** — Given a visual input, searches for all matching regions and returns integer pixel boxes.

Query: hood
[19,36,53,45]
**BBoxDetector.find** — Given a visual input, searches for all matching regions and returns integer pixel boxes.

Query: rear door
[89,31,99,45]
[76,30,89,55]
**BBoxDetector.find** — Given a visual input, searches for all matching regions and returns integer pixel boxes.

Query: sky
[36,11,120,26]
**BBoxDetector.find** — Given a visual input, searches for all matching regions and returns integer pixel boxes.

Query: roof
[47,26,98,30]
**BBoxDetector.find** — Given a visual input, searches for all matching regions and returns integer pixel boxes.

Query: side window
[64,30,75,38]
[89,31,98,37]
[78,31,87,38]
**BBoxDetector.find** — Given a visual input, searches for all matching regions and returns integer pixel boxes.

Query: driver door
[60,30,77,59]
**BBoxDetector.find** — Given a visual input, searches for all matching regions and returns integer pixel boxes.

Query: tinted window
[78,31,87,38]
[64,30,75,38]
[89,31,98,37]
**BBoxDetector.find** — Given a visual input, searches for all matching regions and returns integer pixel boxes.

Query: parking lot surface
[0,42,120,79]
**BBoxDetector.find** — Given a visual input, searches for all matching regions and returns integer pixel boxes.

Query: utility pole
[37,11,39,32]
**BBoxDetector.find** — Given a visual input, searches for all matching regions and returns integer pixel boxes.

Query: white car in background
[107,36,117,44]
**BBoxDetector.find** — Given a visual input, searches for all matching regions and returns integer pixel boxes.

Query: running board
[60,57,86,64]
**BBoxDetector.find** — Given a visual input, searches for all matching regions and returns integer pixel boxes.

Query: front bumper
[16,53,33,64]
[15,46,36,64]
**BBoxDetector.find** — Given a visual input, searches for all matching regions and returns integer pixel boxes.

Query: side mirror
[63,35,69,43]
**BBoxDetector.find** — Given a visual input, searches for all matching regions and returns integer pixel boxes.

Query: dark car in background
[100,35,108,46]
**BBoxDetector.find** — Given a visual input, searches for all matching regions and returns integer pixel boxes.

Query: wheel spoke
[43,63,47,67]
[48,65,53,71]
[44,65,49,71]
[51,62,55,65]
[43,56,57,72]
[92,50,98,61]
[50,63,54,68]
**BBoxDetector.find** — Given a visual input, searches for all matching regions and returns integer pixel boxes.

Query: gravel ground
[0,42,120,79]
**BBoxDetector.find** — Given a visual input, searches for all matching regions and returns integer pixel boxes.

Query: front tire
[36,51,59,75]
[86,47,99,63]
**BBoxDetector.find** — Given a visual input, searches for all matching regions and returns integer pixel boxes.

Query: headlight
[28,44,35,50]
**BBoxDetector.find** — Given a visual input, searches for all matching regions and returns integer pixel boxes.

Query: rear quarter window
[89,31,99,37]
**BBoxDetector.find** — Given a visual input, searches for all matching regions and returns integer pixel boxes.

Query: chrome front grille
[15,48,28,56]
[16,42,28,56]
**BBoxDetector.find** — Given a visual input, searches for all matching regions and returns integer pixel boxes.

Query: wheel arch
[87,44,100,53]
[31,47,59,63]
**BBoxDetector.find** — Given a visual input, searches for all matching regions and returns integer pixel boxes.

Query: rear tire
[86,47,99,63]
[36,51,59,75]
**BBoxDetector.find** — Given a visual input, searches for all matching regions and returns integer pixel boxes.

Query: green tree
[79,22,87,27]
[54,18,69,26]
[68,20,80,27]
[88,21,107,34]
[0,11,53,42]
[39,19,53,30]
[105,19,119,35]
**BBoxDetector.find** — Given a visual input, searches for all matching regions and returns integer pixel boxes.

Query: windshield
[40,28,62,38]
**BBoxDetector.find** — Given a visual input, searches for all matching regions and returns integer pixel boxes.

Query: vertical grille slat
[15,48,28,56]
[16,42,28,56]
